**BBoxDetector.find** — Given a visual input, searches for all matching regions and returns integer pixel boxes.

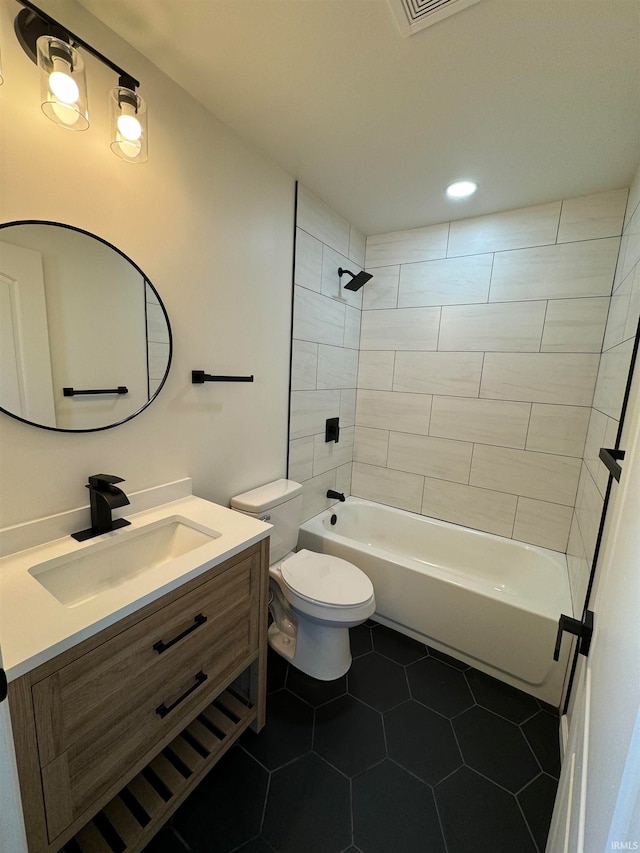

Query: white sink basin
[28,516,221,606]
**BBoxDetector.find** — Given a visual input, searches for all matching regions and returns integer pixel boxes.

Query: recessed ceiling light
[445,180,478,199]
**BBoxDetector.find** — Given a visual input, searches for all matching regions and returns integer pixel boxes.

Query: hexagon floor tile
[143,623,560,853]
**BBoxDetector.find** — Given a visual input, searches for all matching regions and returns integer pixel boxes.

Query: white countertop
[0,496,270,682]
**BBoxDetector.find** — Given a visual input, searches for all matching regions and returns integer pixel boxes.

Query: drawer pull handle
[156,671,208,719]
[153,613,207,654]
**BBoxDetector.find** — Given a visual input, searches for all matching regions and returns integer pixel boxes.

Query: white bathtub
[298,498,573,706]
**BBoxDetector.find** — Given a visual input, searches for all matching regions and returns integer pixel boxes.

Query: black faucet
[326,489,346,502]
[71,474,131,541]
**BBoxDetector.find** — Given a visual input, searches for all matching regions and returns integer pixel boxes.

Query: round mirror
[0,221,172,432]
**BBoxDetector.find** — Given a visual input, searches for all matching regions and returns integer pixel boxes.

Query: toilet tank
[230,479,303,563]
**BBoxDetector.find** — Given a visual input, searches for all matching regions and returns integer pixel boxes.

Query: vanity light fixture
[37,36,89,130]
[13,0,148,161]
[445,180,478,199]
[110,86,148,162]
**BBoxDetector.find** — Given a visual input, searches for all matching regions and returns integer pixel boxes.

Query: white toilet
[231,479,375,680]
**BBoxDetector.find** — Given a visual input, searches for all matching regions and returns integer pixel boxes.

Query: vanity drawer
[40,606,256,842]
[32,547,260,768]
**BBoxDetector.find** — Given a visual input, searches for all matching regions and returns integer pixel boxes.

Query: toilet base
[268,619,352,681]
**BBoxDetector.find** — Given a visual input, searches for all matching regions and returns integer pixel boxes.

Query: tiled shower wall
[353,188,629,554]
[289,186,365,521]
[568,163,640,609]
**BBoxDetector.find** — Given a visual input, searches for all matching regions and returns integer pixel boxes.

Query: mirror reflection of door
[0,241,55,424]
[0,223,171,432]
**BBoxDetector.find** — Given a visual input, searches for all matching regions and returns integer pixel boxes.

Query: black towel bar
[192,370,254,383]
[63,386,128,396]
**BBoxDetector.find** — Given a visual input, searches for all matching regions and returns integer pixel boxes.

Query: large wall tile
[317,344,358,389]
[357,351,395,391]
[438,301,546,352]
[566,515,590,612]
[583,408,618,498]
[340,389,357,427]
[351,462,424,513]
[541,297,609,353]
[291,340,318,390]
[362,266,400,310]
[360,307,440,351]
[356,389,432,434]
[387,431,473,483]
[624,265,640,341]
[365,223,449,267]
[625,166,640,231]
[148,343,170,380]
[617,202,640,283]
[393,351,483,396]
[604,269,634,351]
[429,396,530,448]
[574,464,605,565]
[592,339,634,419]
[354,426,389,467]
[336,462,353,497]
[147,303,170,344]
[344,305,361,349]
[398,254,493,308]
[447,202,561,257]
[490,238,620,302]
[295,228,323,292]
[420,478,517,538]
[293,286,345,347]
[526,404,590,458]
[301,469,339,522]
[288,436,314,482]
[470,445,581,506]
[557,189,628,243]
[480,353,600,406]
[297,185,350,256]
[290,389,341,439]
[513,498,573,552]
[313,427,355,476]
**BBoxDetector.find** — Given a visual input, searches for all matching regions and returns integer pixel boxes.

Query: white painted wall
[0,0,295,526]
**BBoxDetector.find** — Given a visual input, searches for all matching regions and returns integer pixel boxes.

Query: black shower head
[338,267,374,292]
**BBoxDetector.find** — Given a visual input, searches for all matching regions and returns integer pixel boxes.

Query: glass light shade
[37,36,89,130]
[110,87,148,163]
[445,180,478,199]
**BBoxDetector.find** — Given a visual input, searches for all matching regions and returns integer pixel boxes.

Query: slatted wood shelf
[64,689,256,853]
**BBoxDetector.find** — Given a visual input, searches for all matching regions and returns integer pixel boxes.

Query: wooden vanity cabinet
[9,538,269,853]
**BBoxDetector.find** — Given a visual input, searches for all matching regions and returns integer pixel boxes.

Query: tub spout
[327,489,345,502]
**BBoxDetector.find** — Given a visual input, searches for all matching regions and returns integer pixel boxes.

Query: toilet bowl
[230,479,375,680]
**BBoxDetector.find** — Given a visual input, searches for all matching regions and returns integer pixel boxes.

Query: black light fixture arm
[15,0,139,90]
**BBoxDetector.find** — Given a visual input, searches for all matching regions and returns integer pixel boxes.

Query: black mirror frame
[0,219,173,433]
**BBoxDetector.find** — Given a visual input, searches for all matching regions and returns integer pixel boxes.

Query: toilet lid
[280,549,373,606]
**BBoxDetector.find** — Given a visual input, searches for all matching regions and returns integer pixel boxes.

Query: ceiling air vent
[389,0,484,36]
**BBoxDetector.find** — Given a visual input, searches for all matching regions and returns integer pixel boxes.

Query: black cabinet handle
[152,613,207,654]
[156,671,208,719]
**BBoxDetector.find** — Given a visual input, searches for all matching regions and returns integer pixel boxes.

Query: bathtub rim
[299,496,571,622]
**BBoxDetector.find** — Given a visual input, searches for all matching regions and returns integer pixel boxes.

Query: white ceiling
[75,0,640,235]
